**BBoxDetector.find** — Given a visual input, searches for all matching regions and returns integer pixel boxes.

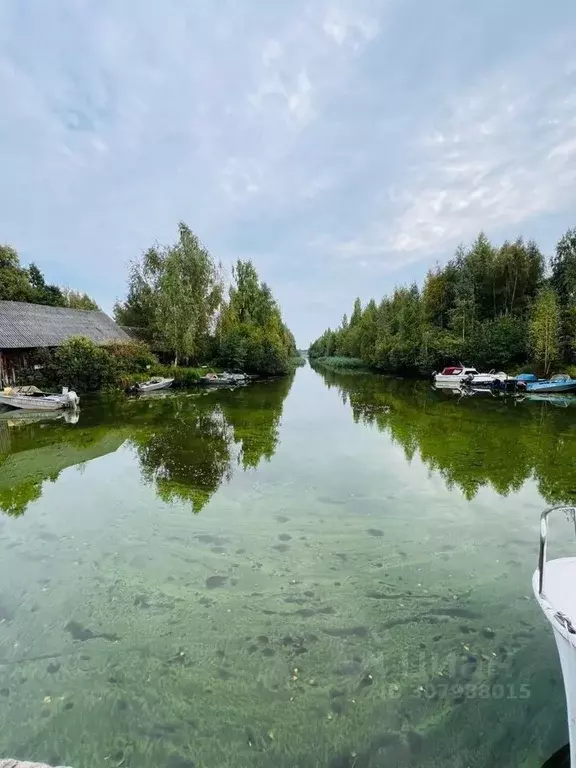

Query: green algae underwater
[1,364,576,768]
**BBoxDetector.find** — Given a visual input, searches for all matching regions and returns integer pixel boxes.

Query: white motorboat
[533,505,576,767]
[467,370,510,386]
[434,366,511,387]
[0,386,79,411]
[199,372,248,386]
[137,377,174,393]
[433,366,480,385]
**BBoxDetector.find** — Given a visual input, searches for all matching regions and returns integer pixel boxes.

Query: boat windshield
[550,374,570,382]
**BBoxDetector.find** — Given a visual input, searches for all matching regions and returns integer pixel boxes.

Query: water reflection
[314,366,576,504]
[0,375,294,517]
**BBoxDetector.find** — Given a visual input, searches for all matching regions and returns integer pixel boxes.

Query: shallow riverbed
[1,364,575,767]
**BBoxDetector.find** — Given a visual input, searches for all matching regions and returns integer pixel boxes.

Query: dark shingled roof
[0,301,131,349]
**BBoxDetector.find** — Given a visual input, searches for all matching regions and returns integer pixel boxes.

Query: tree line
[2,222,298,377]
[0,245,100,310]
[309,228,576,375]
[114,221,297,374]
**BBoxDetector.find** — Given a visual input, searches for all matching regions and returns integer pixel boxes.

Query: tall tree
[530,288,560,375]
[217,259,294,374]
[0,245,33,301]
[117,222,223,364]
[551,228,576,361]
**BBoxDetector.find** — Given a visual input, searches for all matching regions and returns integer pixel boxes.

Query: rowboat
[534,506,576,766]
[0,387,79,411]
[137,377,174,393]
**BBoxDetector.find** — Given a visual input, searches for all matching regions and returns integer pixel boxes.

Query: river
[0,363,575,768]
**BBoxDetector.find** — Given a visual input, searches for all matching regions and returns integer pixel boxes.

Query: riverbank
[310,355,576,382]
[12,337,306,395]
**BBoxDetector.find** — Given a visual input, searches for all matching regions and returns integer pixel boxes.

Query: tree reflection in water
[314,366,576,505]
[0,374,295,517]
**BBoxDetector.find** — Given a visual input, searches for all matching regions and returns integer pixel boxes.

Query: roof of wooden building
[0,300,130,349]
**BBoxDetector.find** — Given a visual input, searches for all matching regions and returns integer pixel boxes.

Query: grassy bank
[119,365,211,390]
[309,356,370,371]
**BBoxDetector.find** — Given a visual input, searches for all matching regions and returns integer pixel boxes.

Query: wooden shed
[0,300,130,386]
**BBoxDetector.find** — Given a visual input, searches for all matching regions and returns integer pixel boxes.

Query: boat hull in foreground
[534,506,576,768]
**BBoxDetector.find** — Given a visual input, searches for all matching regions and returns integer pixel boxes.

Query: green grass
[309,356,369,370]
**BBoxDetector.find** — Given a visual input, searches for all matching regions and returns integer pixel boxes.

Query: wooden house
[0,300,130,386]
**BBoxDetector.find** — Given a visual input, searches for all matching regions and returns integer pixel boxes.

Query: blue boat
[525,373,576,393]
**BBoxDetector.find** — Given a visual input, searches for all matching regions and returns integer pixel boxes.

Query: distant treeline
[0,245,99,310]
[310,229,576,375]
[114,222,297,375]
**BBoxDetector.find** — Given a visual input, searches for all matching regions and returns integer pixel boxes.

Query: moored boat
[434,366,512,388]
[137,377,174,393]
[199,372,248,386]
[0,387,79,411]
[433,366,480,385]
[526,374,576,394]
[533,506,576,767]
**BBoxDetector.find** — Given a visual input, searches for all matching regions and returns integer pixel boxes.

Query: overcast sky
[1,1,575,346]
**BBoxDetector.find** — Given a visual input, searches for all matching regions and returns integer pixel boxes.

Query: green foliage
[53,338,120,391]
[310,230,576,374]
[310,356,367,370]
[216,259,295,375]
[61,288,100,310]
[0,244,98,308]
[530,288,560,375]
[104,340,156,372]
[152,365,203,387]
[114,224,298,377]
[26,338,159,392]
[114,222,223,364]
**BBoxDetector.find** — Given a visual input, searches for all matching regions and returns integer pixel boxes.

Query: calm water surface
[1,364,576,768]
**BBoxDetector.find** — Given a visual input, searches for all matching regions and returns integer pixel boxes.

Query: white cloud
[322,7,380,47]
[327,42,576,267]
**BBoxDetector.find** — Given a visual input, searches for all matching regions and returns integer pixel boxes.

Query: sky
[1,1,576,346]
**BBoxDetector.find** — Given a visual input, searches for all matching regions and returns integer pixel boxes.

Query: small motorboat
[433,366,480,385]
[534,505,576,767]
[136,377,174,393]
[0,386,79,411]
[199,372,248,386]
[526,374,576,394]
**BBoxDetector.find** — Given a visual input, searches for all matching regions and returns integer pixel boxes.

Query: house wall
[0,349,36,387]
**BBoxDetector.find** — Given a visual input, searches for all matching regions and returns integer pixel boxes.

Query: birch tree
[530,288,560,375]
